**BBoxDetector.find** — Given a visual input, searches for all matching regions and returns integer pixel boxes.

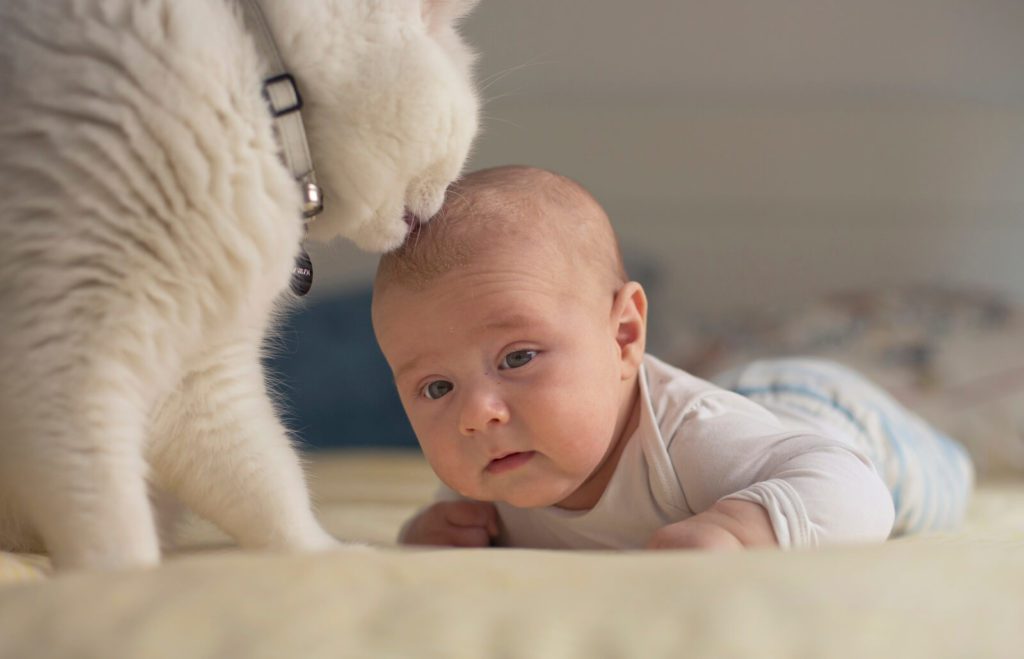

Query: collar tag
[290,248,313,297]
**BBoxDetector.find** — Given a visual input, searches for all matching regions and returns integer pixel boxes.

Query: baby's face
[373,253,634,509]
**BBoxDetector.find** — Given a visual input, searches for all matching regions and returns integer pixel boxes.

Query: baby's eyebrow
[392,314,537,381]
[394,355,427,381]
[483,313,534,331]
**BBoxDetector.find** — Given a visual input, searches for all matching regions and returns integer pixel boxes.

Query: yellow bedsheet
[1,450,1022,658]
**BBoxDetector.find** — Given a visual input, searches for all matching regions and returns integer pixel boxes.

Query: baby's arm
[399,499,499,547]
[666,392,895,549]
[647,498,776,550]
[713,442,895,547]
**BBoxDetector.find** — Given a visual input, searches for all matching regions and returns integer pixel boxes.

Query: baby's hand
[646,499,777,551]
[399,500,500,547]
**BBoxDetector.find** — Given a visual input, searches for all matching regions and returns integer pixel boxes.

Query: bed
[3,286,1023,657]
[1,449,1022,658]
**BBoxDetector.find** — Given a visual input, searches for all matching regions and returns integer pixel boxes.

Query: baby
[371,165,974,550]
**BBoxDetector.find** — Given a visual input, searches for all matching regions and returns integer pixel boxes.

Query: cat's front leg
[0,382,162,570]
[148,339,340,553]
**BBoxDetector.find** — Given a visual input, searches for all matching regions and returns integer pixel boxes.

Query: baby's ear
[611,282,648,379]
[421,0,479,33]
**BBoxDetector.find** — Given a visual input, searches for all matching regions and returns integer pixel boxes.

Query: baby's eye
[422,380,454,400]
[501,350,537,370]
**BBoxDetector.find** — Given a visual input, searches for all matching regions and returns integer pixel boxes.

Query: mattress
[1,450,1022,658]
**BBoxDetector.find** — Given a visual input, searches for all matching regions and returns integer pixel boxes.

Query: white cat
[0,0,479,570]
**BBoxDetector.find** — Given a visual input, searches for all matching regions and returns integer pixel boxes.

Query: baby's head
[372,166,647,509]
[376,165,627,296]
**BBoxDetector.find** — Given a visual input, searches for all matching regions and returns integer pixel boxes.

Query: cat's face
[286,0,480,252]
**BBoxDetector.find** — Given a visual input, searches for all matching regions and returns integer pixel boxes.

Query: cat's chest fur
[2,0,307,340]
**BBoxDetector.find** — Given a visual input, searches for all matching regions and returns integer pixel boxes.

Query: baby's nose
[458,390,510,436]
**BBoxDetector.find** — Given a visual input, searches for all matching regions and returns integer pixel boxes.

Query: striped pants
[713,358,974,535]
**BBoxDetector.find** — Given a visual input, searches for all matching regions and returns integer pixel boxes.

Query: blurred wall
[287,0,1024,448]
[309,0,1024,346]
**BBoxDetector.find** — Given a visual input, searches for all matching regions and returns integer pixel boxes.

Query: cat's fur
[0,0,479,570]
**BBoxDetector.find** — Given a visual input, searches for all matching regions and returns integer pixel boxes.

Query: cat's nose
[402,210,425,239]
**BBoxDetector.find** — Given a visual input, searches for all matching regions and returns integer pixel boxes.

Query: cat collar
[237,0,319,296]
[237,0,324,221]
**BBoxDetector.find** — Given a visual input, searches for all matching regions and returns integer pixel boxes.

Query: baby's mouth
[485,451,536,475]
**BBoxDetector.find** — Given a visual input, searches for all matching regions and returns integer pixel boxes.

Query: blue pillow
[264,288,417,450]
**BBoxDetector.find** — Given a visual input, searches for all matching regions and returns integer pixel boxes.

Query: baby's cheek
[540,406,606,467]
[568,401,623,465]
[422,439,477,497]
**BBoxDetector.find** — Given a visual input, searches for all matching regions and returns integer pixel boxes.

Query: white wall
[310,0,1024,345]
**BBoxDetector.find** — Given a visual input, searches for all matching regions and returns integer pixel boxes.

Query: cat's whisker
[480,113,526,131]
[478,58,553,92]
[408,223,425,253]
[443,187,470,205]
[482,91,527,108]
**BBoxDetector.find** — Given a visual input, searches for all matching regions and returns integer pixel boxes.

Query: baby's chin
[447,464,581,509]
[449,486,550,509]
[489,484,578,510]
[502,495,560,509]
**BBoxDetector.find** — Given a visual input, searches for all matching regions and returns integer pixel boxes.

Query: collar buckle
[301,180,324,219]
[262,72,303,117]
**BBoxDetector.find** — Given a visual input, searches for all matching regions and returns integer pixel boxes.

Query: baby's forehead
[454,197,608,267]
[375,167,624,299]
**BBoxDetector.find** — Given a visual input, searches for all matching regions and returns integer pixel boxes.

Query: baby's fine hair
[376,165,627,292]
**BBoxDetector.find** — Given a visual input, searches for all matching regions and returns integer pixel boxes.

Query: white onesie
[435,354,973,550]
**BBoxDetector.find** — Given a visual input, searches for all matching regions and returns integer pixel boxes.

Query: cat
[0,0,480,570]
